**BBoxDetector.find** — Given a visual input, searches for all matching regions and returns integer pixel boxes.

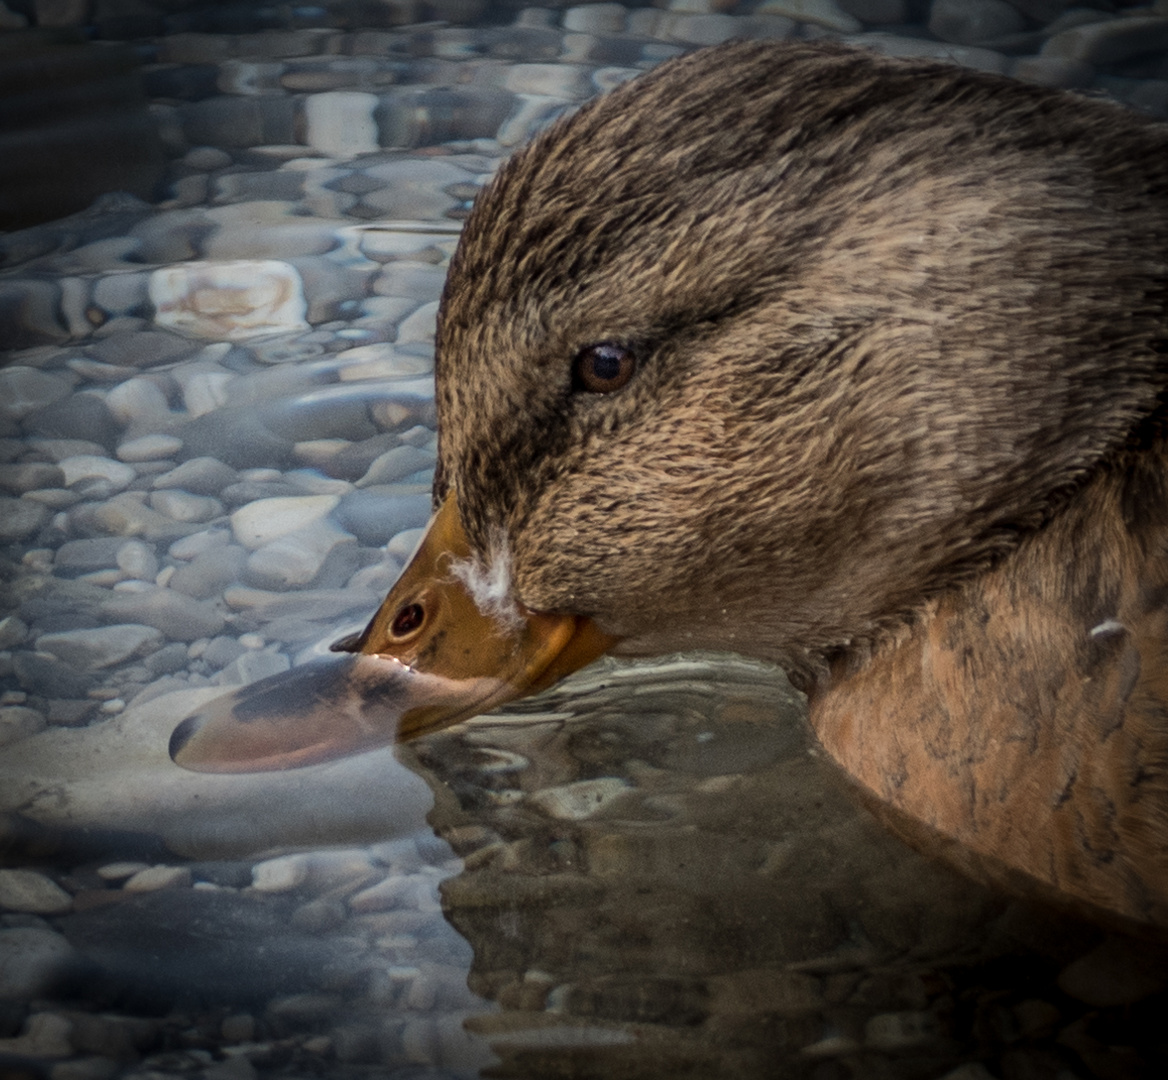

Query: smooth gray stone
[0,615,29,649]
[260,389,383,443]
[46,698,98,727]
[56,888,359,1010]
[12,651,95,698]
[0,927,79,1002]
[55,536,135,576]
[105,376,172,429]
[168,527,232,560]
[101,587,226,642]
[0,496,49,540]
[149,489,225,524]
[128,675,190,708]
[287,257,374,326]
[67,495,202,545]
[184,145,233,170]
[1042,15,1168,65]
[230,493,340,550]
[336,490,431,547]
[1011,55,1095,89]
[247,336,327,367]
[243,521,359,592]
[118,433,183,463]
[219,480,303,508]
[59,454,136,493]
[70,477,120,502]
[929,0,1024,45]
[563,32,648,66]
[86,330,198,369]
[168,544,249,600]
[251,615,346,647]
[179,95,295,148]
[36,624,164,672]
[127,208,213,264]
[0,366,74,422]
[212,170,306,204]
[358,154,474,214]
[23,394,119,451]
[91,269,150,317]
[0,705,46,748]
[0,279,66,350]
[214,649,291,687]
[372,262,447,302]
[321,433,399,481]
[153,456,239,496]
[333,169,395,195]
[227,588,378,646]
[17,578,108,632]
[355,445,435,487]
[116,538,160,581]
[177,408,295,471]
[26,437,110,462]
[838,0,907,22]
[484,25,564,59]
[0,462,66,494]
[143,642,190,676]
[202,635,247,670]
[563,3,626,32]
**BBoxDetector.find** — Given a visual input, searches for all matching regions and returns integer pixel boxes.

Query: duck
[171,40,1168,933]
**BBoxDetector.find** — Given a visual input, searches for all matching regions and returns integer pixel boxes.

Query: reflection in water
[405,657,1166,1079]
[8,656,1163,1077]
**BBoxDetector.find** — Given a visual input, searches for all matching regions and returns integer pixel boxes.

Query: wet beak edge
[170,494,618,772]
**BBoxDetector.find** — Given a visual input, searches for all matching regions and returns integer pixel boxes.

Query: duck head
[171,40,1167,772]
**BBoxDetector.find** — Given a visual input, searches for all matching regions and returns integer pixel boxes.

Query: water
[4,653,1161,1077]
[2,3,1168,1078]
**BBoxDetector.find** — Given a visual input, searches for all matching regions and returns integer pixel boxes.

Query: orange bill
[170,493,619,772]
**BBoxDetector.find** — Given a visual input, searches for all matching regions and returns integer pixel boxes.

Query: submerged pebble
[0,869,73,915]
[0,927,78,1001]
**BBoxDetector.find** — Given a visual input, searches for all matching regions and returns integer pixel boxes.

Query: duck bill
[170,493,619,772]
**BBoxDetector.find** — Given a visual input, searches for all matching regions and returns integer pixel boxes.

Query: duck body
[814,434,1168,928]
[173,42,1168,931]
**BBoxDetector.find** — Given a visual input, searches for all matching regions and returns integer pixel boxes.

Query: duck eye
[573,342,635,394]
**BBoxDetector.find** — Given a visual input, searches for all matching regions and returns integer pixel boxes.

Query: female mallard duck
[172,41,1168,932]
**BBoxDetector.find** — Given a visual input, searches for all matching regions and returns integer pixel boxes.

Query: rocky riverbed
[3,1,1168,1078]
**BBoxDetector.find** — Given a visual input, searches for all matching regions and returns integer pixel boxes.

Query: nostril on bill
[168,714,201,761]
[391,602,425,638]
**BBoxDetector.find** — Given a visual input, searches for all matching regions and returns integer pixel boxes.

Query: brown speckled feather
[437,42,1168,676]
[812,438,1168,927]
[431,41,1168,925]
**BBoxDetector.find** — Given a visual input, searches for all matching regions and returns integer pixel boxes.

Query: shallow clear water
[2,3,1168,1079]
[6,652,1165,1079]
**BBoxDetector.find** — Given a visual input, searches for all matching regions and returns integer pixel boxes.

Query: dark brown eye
[573,342,635,394]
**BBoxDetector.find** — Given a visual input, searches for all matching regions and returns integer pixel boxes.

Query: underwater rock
[0,868,73,914]
[36,625,164,672]
[0,928,78,1002]
[149,260,309,341]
